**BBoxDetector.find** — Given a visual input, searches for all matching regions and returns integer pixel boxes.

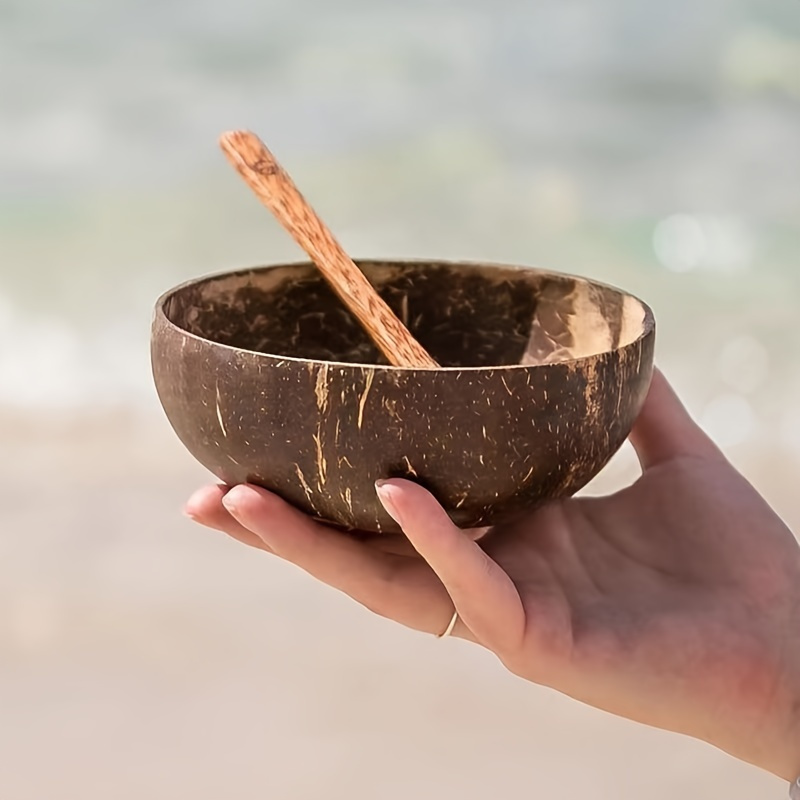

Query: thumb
[375,479,524,654]
[629,368,723,470]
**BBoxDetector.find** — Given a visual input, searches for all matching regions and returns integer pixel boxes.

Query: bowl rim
[152,258,656,373]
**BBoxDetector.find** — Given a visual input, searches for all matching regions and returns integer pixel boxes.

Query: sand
[0,409,794,799]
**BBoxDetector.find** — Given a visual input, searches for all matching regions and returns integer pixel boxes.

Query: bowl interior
[162,261,650,367]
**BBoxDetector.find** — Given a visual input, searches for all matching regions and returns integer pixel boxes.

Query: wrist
[769,667,800,783]
[786,702,800,785]
[768,680,800,783]
[760,609,800,783]
[732,640,800,782]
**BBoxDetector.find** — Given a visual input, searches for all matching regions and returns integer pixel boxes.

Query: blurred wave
[0,0,798,439]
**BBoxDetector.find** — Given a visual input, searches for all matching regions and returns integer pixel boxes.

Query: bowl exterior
[151,279,654,533]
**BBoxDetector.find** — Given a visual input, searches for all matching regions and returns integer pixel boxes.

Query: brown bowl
[151,260,655,533]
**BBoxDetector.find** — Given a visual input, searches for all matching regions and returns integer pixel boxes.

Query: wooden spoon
[219,130,438,369]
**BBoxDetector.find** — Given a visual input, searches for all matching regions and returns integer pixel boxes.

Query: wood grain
[219,130,438,369]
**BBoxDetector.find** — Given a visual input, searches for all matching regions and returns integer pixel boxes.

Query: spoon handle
[219,130,438,369]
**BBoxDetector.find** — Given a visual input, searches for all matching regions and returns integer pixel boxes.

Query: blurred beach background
[1,1,799,797]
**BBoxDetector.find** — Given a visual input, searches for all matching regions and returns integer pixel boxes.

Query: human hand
[185,370,800,781]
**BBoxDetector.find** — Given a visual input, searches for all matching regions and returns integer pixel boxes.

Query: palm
[488,457,798,773]
[186,370,800,779]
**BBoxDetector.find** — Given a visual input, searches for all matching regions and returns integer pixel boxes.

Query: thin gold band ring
[437,610,458,639]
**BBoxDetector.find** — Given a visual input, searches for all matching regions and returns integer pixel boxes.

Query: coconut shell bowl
[151,259,655,533]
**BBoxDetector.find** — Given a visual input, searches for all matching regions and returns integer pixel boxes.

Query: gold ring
[437,610,458,639]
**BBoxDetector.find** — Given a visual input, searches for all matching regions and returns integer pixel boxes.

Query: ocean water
[1,0,798,452]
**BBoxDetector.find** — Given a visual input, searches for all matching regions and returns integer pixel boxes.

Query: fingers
[629,368,723,470]
[375,479,525,654]
[217,484,455,636]
[185,484,273,552]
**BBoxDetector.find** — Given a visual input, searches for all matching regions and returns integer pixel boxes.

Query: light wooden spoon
[219,130,438,369]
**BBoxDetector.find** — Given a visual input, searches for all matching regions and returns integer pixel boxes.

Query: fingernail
[222,484,252,514]
[183,507,198,521]
[375,480,402,525]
